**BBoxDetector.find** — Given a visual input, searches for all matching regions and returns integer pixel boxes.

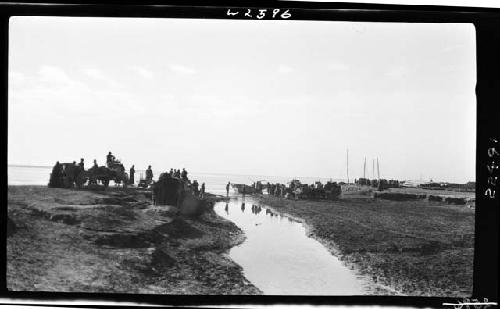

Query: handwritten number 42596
[485,138,499,199]
[227,8,292,19]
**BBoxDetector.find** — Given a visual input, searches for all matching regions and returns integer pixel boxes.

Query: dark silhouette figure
[78,158,84,171]
[226,182,230,196]
[192,180,199,196]
[48,161,63,188]
[200,183,205,198]
[129,165,135,185]
[181,168,188,182]
[146,165,153,183]
[106,152,115,166]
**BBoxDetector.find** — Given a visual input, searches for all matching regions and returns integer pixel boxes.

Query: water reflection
[251,204,263,214]
[214,196,371,295]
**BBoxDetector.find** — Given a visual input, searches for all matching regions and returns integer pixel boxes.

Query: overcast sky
[8,17,476,182]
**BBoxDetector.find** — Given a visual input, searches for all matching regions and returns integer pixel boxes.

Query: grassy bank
[256,194,474,297]
[7,185,261,294]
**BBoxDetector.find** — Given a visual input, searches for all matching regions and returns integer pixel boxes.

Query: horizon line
[7,164,474,183]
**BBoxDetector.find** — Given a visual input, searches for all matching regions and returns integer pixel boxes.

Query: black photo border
[0,1,498,307]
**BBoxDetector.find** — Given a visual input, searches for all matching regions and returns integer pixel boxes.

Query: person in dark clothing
[169,168,174,176]
[192,180,199,196]
[49,161,63,188]
[78,158,85,171]
[93,159,98,168]
[226,182,230,197]
[145,165,153,183]
[200,183,205,198]
[106,152,115,166]
[174,169,181,178]
[129,165,135,185]
[181,168,188,182]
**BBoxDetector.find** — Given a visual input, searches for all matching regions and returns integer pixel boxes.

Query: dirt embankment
[256,195,474,297]
[7,185,260,294]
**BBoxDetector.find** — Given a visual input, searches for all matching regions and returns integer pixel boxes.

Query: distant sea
[7,165,343,196]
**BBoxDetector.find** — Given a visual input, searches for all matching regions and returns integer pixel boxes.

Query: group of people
[52,152,157,187]
[159,167,188,182]
[191,180,206,198]
[73,152,116,171]
[50,152,211,197]
[268,183,287,197]
[48,159,87,188]
[157,167,206,198]
[163,168,189,182]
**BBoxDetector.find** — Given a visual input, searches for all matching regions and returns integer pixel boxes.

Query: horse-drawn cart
[85,162,129,188]
[49,161,128,189]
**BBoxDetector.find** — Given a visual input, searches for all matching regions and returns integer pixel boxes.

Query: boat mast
[363,157,366,179]
[377,158,380,181]
[346,148,349,184]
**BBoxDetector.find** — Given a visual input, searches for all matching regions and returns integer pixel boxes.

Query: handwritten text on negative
[226,8,292,20]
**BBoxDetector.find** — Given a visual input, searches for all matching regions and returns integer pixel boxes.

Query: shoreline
[7,185,261,294]
[254,194,474,297]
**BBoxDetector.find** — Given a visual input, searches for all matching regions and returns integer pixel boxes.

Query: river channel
[213,196,373,295]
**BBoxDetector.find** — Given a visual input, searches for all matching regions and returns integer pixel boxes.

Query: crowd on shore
[235,179,342,200]
[154,168,206,198]
[47,151,209,199]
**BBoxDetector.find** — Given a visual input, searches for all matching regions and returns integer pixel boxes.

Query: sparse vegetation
[257,194,474,297]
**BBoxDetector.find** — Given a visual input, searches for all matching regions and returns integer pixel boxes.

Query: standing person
[192,180,199,196]
[200,183,205,198]
[49,161,62,188]
[92,159,98,168]
[181,168,188,182]
[78,158,85,171]
[106,152,115,166]
[226,182,230,197]
[169,168,174,176]
[146,165,153,183]
[129,165,135,185]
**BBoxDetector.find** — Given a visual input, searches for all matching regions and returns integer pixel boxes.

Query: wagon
[85,162,128,188]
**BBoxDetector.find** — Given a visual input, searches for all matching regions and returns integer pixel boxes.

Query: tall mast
[372,159,375,179]
[377,158,380,181]
[346,148,349,184]
[363,157,366,179]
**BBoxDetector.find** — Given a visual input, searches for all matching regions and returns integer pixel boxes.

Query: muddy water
[214,196,372,295]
